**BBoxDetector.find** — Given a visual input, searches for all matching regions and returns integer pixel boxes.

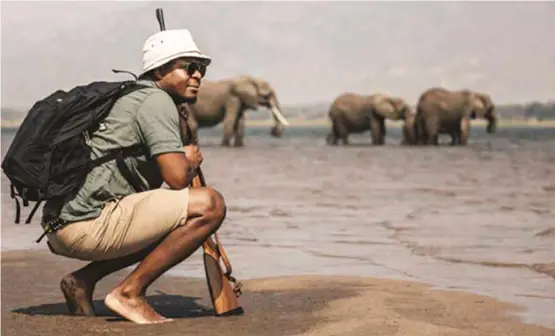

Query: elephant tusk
[271,106,290,126]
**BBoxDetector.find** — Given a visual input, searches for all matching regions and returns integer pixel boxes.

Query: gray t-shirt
[43,80,186,222]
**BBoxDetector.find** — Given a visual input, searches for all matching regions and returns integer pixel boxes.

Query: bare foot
[104,290,173,324]
[60,273,96,316]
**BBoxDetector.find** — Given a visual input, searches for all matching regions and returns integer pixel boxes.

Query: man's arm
[136,91,199,189]
[155,152,197,189]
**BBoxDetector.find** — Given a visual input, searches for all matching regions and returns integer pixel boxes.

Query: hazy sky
[1,1,554,110]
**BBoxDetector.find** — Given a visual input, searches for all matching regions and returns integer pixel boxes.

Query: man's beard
[183,96,197,104]
[163,89,197,105]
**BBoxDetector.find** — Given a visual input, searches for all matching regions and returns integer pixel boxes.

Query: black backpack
[1,80,149,224]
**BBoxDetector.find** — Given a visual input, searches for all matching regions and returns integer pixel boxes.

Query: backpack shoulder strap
[90,84,179,194]
[90,84,159,193]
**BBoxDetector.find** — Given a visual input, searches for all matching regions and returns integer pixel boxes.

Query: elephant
[326,93,413,145]
[413,87,497,146]
[400,110,418,145]
[184,75,290,147]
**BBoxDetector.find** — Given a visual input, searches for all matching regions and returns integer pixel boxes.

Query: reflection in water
[2,124,555,328]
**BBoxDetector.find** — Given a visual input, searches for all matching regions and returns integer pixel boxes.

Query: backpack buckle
[21,188,30,207]
[36,218,68,243]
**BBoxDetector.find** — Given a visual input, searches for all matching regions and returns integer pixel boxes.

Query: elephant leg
[449,132,457,146]
[326,127,338,146]
[379,119,386,144]
[326,115,338,146]
[451,125,462,146]
[424,117,439,146]
[370,116,385,145]
[233,112,246,147]
[331,113,349,145]
[221,97,241,147]
[338,125,349,145]
[408,121,419,145]
[401,123,411,145]
[460,118,470,145]
[326,131,336,145]
[414,116,425,145]
[429,134,439,146]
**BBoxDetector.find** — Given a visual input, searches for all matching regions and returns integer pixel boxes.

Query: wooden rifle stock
[191,169,244,316]
[154,6,244,316]
[180,102,243,316]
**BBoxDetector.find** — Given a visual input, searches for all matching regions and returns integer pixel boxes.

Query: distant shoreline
[2,118,555,130]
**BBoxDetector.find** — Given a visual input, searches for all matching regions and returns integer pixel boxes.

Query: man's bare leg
[104,187,226,324]
[60,244,158,316]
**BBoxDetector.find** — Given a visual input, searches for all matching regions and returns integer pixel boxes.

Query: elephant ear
[470,93,487,119]
[256,80,273,98]
[480,93,494,115]
[231,76,259,109]
[373,95,401,120]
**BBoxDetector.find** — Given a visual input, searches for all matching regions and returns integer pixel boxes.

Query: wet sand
[2,124,555,332]
[2,250,553,336]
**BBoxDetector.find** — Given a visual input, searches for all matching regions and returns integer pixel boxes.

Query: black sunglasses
[176,61,207,77]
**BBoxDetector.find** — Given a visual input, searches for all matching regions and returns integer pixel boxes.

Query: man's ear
[155,61,177,80]
[154,68,164,80]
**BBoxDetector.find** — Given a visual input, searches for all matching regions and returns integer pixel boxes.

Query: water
[2,123,555,328]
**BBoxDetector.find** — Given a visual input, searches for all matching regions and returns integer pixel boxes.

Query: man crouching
[41,28,223,324]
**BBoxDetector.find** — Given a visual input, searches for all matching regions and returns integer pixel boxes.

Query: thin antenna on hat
[107,8,167,82]
[156,8,166,31]
[111,69,138,80]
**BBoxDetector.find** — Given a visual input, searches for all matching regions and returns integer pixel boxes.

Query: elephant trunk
[401,104,414,121]
[486,114,497,133]
[484,104,497,133]
[401,115,416,145]
[268,97,290,137]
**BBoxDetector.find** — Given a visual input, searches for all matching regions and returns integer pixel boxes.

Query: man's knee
[204,187,226,223]
[189,187,226,223]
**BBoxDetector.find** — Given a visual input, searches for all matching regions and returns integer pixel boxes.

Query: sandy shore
[2,250,553,336]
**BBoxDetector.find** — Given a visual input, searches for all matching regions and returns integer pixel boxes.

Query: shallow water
[1,123,554,328]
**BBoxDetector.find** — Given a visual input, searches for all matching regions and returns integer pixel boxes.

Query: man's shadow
[12,291,214,321]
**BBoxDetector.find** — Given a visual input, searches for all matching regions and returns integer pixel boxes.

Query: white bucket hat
[139,29,211,77]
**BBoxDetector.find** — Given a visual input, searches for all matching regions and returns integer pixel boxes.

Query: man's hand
[155,144,202,190]
[184,144,203,170]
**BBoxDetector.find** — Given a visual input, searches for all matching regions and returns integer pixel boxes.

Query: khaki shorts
[46,188,189,261]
